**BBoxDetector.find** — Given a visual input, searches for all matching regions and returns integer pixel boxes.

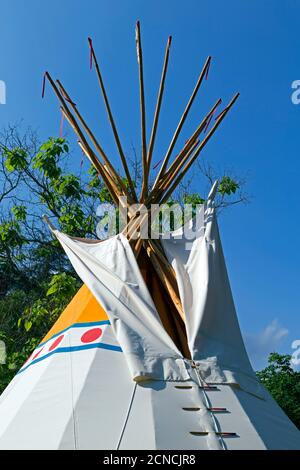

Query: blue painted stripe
[38,320,111,347]
[18,342,122,375]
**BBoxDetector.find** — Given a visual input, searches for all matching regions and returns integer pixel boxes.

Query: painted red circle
[49,335,64,351]
[32,346,44,360]
[81,328,102,344]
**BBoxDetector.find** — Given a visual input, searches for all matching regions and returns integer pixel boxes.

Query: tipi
[0,23,299,450]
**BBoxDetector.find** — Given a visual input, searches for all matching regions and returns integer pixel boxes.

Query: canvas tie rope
[205,60,211,80]
[204,99,222,134]
[59,86,76,106]
[41,72,46,98]
[116,382,137,450]
[214,106,228,121]
[59,111,65,138]
[191,361,227,450]
[153,158,163,170]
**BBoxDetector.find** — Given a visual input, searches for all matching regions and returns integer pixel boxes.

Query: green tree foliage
[257,353,300,429]
[0,126,243,394]
[0,275,79,391]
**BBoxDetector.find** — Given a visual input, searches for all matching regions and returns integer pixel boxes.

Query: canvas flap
[162,181,263,398]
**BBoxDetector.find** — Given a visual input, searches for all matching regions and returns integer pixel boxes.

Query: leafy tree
[257,353,300,429]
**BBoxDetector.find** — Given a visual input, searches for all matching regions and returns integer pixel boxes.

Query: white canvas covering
[0,182,299,449]
[51,182,262,398]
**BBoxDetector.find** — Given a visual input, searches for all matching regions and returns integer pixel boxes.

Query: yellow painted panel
[42,284,108,343]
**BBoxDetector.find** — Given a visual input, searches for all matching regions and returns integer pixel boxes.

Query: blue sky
[1,0,299,369]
